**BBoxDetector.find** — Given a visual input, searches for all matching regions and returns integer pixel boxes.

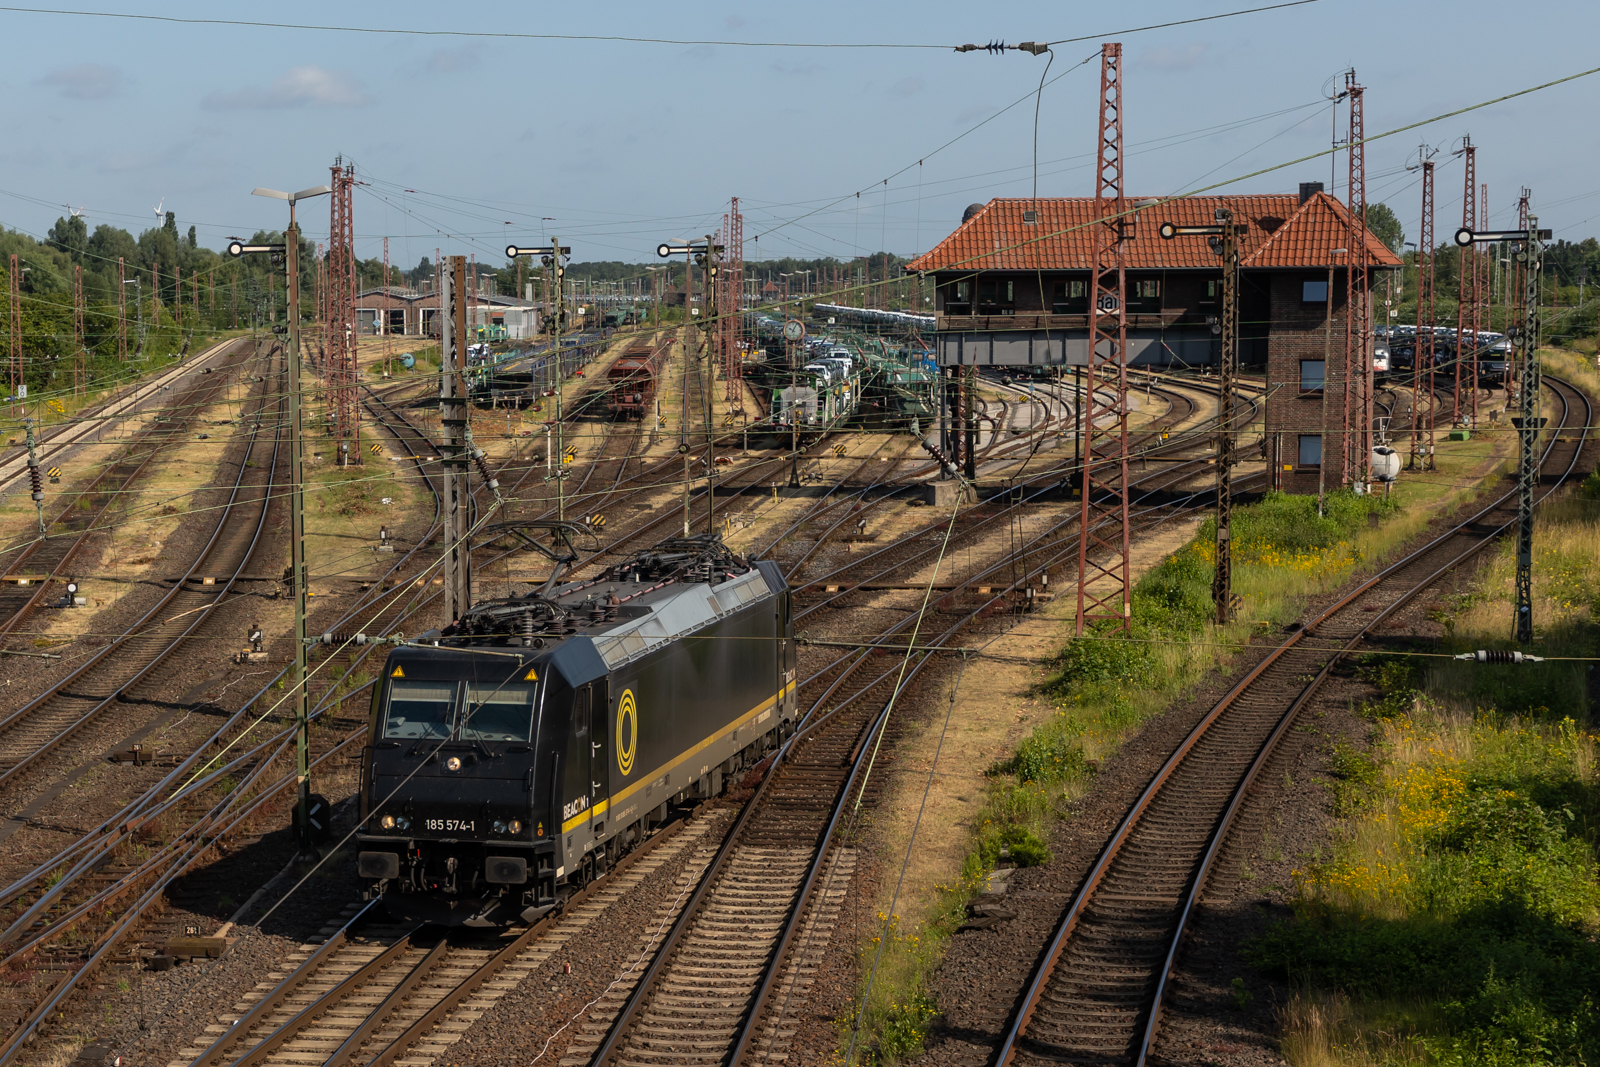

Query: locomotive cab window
[383,681,456,740]
[462,683,536,743]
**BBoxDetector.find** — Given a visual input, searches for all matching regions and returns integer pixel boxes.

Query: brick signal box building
[907,184,1400,493]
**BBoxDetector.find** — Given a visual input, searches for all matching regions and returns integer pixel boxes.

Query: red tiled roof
[1242,191,1398,267]
[906,193,1401,273]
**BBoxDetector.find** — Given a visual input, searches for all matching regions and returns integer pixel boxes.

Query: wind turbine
[153,197,166,224]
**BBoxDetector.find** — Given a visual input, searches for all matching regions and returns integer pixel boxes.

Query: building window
[1129,277,1162,312]
[944,280,971,315]
[1303,280,1329,303]
[977,278,1015,314]
[1300,359,1325,391]
[1052,279,1088,314]
[1200,279,1218,304]
[1298,434,1323,468]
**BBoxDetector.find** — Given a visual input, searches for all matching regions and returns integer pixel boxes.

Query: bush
[1580,469,1600,501]
[859,990,938,1063]
[977,824,1052,869]
[1252,710,1600,1064]
[993,729,1090,786]
[1049,632,1153,689]
[1132,543,1213,634]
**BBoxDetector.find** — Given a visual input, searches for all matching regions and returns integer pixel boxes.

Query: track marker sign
[369,443,383,455]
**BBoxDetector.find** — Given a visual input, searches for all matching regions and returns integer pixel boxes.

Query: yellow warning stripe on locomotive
[561,682,794,834]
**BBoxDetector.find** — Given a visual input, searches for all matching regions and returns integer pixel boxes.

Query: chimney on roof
[1299,181,1324,205]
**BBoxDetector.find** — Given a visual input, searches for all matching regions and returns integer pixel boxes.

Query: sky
[1,0,1597,273]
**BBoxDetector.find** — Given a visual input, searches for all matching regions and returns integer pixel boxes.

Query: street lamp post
[231,183,331,857]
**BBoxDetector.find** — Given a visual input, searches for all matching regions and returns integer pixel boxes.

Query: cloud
[203,66,369,110]
[37,63,126,100]
[427,44,482,73]
[726,15,746,29]
[891,76,924,98]
[1138,43,1210,71]
[956,104,997,124]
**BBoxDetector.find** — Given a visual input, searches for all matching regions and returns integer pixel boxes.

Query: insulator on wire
[1453,649,1545,664]
[317,631,369,646]
[27,463,42,499]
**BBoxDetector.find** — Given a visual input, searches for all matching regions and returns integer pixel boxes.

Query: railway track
[0,345,282,803]
[0,337,260,638]
[986,373,1591,1067]
[783,374,1255,616]
[0,336,249,495]
[0,346,293,1062]
[554,377,1263,1067]
[0,356,1273,1062]
[173,810,728,1067]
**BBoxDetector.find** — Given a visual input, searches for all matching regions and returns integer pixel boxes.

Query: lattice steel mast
[1076,42,1132,634]
[1454,137,1478,426]
[117,257,126,360]
[717,198,745,414]
[72,265,85,395]
[1159,209,1241,622]
[327,160,360,463]
[8,254,20,411]
[1342,71,1372,488]
[1457,212,1549,642]
[1410,149,1436,470]
[1512,220,1544,643]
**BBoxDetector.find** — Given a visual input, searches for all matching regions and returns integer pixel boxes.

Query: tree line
[0,210,319,400]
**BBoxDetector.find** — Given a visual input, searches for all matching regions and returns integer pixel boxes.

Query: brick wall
[1262,271,1364,494]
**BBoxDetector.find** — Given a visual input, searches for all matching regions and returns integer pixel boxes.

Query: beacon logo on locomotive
[616,688,638,776]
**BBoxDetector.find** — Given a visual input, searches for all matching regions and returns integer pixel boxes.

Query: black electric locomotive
[356,535,797,926]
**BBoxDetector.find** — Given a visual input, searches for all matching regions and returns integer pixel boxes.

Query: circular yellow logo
[616,689,637,776]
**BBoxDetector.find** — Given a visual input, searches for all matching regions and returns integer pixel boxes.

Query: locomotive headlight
[380,815,397,830]
[492,819,507,834]
[508,819,523,834]
[395,815,411,831]
[446,756,462,771]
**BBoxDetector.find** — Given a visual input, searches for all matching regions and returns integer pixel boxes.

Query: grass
[1251,346,1600,1066]
[1253,699,1600,1065]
